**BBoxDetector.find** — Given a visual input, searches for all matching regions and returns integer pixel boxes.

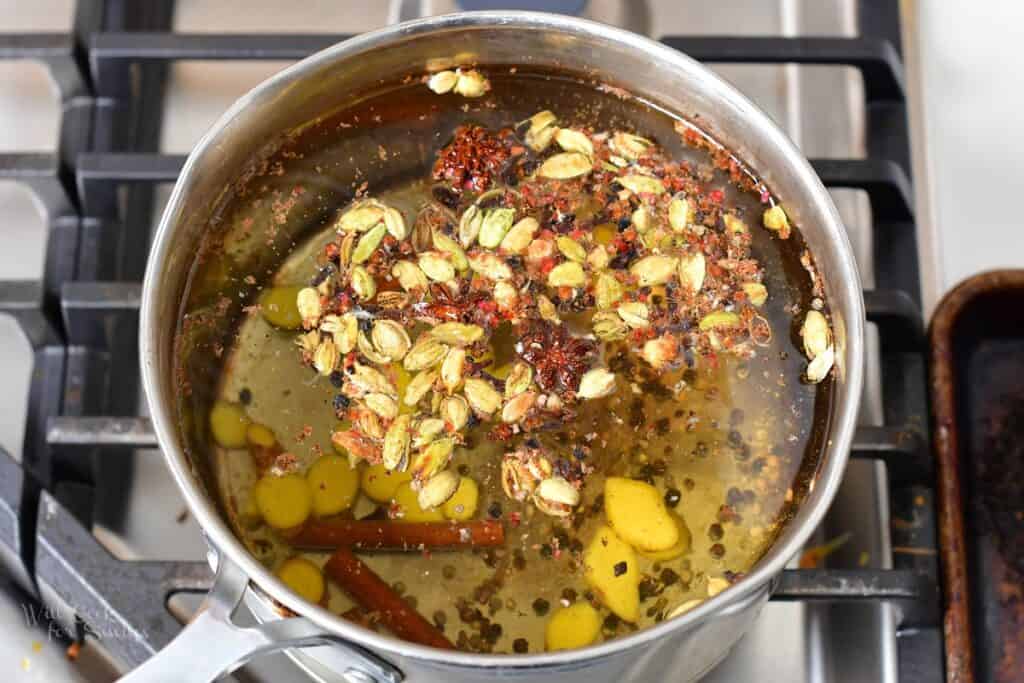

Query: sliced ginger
[209,400,250,449]
[306,454,359,517]
[604,477,679,552]
[259,285,304,329]
[392,481,444,522]
[638,511,692,562]
[583,524,639,622]
[441,476,479,521]
[545,602,601,651]
[360,462,412,503]
[276,556,325,604]
[254,473,312,529]
[246,422,277,448]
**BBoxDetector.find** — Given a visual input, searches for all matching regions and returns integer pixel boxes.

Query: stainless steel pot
[136,11,864,683]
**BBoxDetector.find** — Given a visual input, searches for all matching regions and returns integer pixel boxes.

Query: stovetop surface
[0,1,941,681]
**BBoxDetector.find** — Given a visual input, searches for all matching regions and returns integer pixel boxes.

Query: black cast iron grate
[0,0,942,678]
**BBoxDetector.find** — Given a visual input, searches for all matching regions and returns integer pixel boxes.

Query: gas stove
[0,1,942,681]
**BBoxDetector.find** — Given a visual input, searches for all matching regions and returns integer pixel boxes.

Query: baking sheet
[930,269,1024,683]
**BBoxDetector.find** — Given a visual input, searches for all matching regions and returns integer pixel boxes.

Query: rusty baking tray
[931,270,1024,683]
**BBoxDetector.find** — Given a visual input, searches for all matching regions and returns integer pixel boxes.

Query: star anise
[518,320,597,395]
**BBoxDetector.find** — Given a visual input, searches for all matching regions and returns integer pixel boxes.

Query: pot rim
[141,9,864,669]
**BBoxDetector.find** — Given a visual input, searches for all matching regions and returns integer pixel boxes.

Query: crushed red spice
[432,124,513,193]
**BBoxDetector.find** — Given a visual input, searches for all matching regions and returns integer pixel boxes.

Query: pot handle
[120,552,403,683]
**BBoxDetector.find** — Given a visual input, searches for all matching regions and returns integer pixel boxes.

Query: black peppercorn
[332,394,350,412]
[238,388,252,405]
[726,487,744,507]
[513,638,529,653]
[660,568,679,586]
[664,488,682,508]
[710,543,725,559]
[532,598,550,616]
[638,577,659,600]
[329,370,344,388]
[613,561,628,577]
[709,523,724,541]
[487,501,502,519]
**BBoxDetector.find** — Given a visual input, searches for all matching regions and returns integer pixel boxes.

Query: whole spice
[273,102,832,639]
[324,548,454,649]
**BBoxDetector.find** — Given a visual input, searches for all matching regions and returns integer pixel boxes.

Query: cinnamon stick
[290,519,505,551]
[325,547,454,649]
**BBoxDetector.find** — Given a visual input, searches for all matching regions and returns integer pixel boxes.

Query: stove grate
[0,0,941,678]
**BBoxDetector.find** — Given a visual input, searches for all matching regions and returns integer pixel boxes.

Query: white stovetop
[904,0,1024,307]
[1,0,1020,681]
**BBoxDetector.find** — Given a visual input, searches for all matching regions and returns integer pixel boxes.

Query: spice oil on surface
[176,68,834,654]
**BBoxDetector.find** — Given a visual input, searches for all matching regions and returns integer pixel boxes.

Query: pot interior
[144,12,861,663]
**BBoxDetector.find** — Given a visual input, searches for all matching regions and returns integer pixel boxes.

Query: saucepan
[135,11,863,683]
